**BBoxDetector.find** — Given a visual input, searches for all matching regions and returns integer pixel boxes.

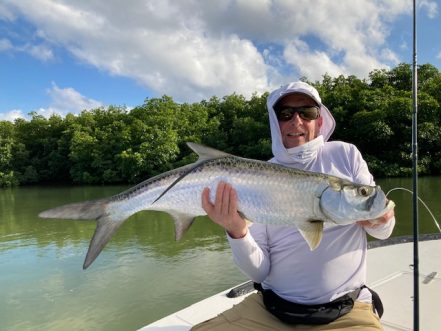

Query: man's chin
[283,136,305,148]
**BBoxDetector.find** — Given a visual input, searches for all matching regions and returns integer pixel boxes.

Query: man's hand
[357,208,395,228]
[201,181,248,239]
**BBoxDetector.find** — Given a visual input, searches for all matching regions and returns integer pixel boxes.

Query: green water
[1,177,440,331]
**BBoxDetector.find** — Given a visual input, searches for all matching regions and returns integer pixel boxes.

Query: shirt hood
[267,81,336,165]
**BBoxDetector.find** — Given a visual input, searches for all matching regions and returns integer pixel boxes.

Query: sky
[0,0,440,121]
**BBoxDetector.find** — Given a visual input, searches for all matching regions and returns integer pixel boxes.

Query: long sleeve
[363,216,396,240]
[227,223,271,283]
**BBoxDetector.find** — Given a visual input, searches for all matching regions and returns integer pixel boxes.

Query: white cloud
[0,109,25,121]
[400,40,409,51]
[420,0,438,19]
[41,83,103,117]
[0,2,15,21]
[1,0,428,102]
[380,48,401,65]
[0,38,53,61]
[284,39,345,80]
[0,38,13,52]
[1,83,104,121]
[23,43,54,61]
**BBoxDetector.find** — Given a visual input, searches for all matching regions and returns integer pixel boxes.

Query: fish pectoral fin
[169,212,196,241]
[297,220,324,251]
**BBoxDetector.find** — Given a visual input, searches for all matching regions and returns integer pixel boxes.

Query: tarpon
[39,142,395,269]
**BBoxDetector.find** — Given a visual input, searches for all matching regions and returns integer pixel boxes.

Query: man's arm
[201,182,270,282]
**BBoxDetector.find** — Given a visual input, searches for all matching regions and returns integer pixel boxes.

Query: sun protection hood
[267,81,336,165]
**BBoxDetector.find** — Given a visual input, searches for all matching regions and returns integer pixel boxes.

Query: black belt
[254,283,383,325]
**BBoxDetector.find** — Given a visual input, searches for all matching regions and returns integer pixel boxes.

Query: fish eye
[357,186,371,196]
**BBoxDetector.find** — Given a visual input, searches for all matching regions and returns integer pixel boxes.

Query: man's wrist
[227,229,248,239]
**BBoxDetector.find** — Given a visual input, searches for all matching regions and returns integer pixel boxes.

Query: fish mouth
[366,190,378,210]
[367,191,395,214]
[385,199,395,210]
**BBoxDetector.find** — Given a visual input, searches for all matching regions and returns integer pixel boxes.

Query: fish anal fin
[170,212,196,241]
[297,220,324,250]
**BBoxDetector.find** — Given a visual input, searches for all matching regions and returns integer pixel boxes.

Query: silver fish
[39,142,395,269]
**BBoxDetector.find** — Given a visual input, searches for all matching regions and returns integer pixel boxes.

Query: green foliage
[0,121,23,186]
[316,63,440,177]
[2,63,441,186]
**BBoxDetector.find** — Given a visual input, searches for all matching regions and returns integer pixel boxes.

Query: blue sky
[0,0,440,121]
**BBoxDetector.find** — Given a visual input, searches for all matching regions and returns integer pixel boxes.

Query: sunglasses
[276,106,320,122]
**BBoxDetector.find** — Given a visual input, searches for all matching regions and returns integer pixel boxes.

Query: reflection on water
[1,177,440,331]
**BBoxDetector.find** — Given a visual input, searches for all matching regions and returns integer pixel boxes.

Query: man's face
[276,94,323,148]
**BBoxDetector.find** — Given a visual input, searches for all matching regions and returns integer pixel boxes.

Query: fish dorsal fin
[186,142,231,162]
[152,143,231,205]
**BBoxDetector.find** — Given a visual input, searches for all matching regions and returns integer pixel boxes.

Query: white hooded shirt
[227,82,395,304]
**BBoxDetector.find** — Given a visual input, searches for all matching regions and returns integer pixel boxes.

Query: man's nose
[289,112,302,124]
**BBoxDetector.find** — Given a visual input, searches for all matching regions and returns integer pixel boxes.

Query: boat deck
[368,234,440,330]
[140,234,441,330]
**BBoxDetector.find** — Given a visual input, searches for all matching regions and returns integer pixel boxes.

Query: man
[193,81,395,330]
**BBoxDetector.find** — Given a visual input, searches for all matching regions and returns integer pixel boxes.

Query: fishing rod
[411,0,419,329]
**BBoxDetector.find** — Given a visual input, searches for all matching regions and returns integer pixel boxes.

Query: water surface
[1,177,440,330]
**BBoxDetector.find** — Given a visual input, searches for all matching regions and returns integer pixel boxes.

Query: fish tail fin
[39,199,127,269]
[297,220,324,250]
[83,216,125,269]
